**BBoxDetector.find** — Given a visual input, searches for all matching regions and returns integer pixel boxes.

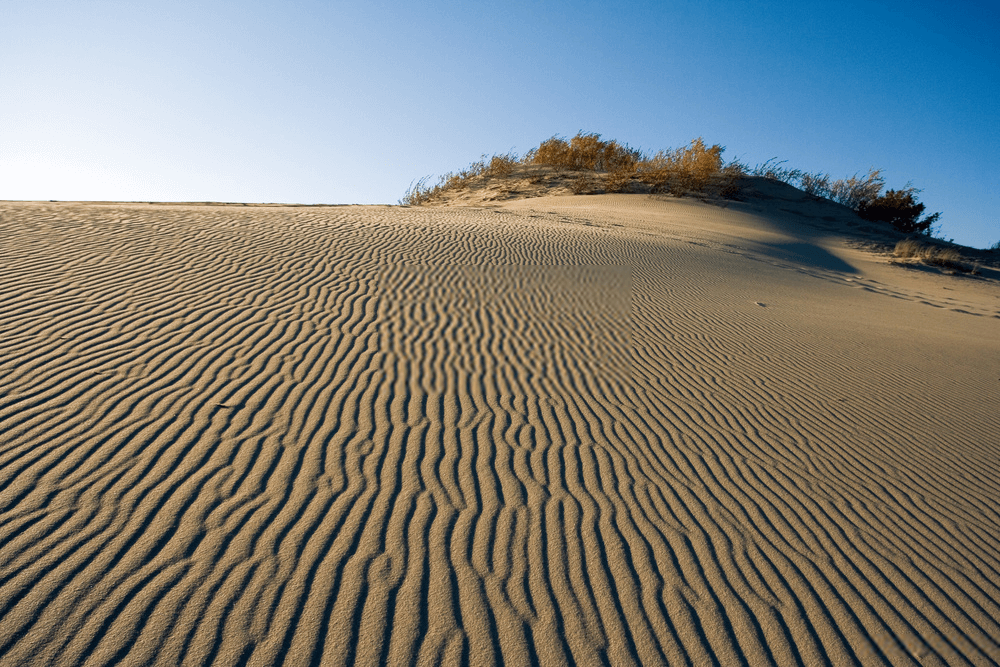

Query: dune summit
[1,189,998,665]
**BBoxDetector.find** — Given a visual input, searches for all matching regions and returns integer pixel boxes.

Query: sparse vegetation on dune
[733,158,886,211]
[401,151,519,205]
[401,133,739,205]
[401,131,945,239]
[709,158,946,237]
[892,238,978,274]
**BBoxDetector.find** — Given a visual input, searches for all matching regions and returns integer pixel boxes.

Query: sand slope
[1,196,998,666]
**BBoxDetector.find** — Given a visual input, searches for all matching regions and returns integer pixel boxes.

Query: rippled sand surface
[1,197,998,665]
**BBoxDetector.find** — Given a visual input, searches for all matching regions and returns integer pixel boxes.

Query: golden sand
[1,191,998,665]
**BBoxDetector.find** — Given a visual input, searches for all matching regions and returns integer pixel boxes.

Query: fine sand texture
[1,194,999,666]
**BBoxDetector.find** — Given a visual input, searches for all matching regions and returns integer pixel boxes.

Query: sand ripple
[1,201,998,665]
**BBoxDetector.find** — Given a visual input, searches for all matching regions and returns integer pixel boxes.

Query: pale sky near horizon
[2,0,997,247]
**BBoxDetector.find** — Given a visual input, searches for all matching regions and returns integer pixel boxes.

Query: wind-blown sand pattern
[1,195,999,666]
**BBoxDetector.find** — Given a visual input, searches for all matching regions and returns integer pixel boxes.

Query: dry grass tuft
[742,161,885,211]
[893,239,976,273]
[800,172,832,197]
[829,169,885,210]
[400,151,520,205]
[749,158,803,185]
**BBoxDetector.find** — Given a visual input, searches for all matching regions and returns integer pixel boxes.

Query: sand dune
[1,194,998,666]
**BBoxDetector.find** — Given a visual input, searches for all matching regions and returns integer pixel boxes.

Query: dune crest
[1,197,998,665]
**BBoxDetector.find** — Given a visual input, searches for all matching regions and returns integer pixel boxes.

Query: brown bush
[636,138,726,194]
[487,152,518,178]
[529,136,572,170]
[636,151,673,193]
[569,132,604,170]
[570,174,598,194]
[605,166,636,193]
[530,132,642,172]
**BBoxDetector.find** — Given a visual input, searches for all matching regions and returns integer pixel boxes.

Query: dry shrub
[570,132,605,170]
[605,165,636,193]
[487,152,518,178]
[678,138,724,192]
[530,132,642,172]
[601,141,641,172]
[570,174,598,194]
[637,138,725,194]
[530,136,573,170]
[636,151,673,193]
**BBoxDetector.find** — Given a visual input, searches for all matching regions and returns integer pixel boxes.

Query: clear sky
[2,0,997,247]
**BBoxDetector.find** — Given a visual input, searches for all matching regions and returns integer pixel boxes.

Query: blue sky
[2,0,997,247]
